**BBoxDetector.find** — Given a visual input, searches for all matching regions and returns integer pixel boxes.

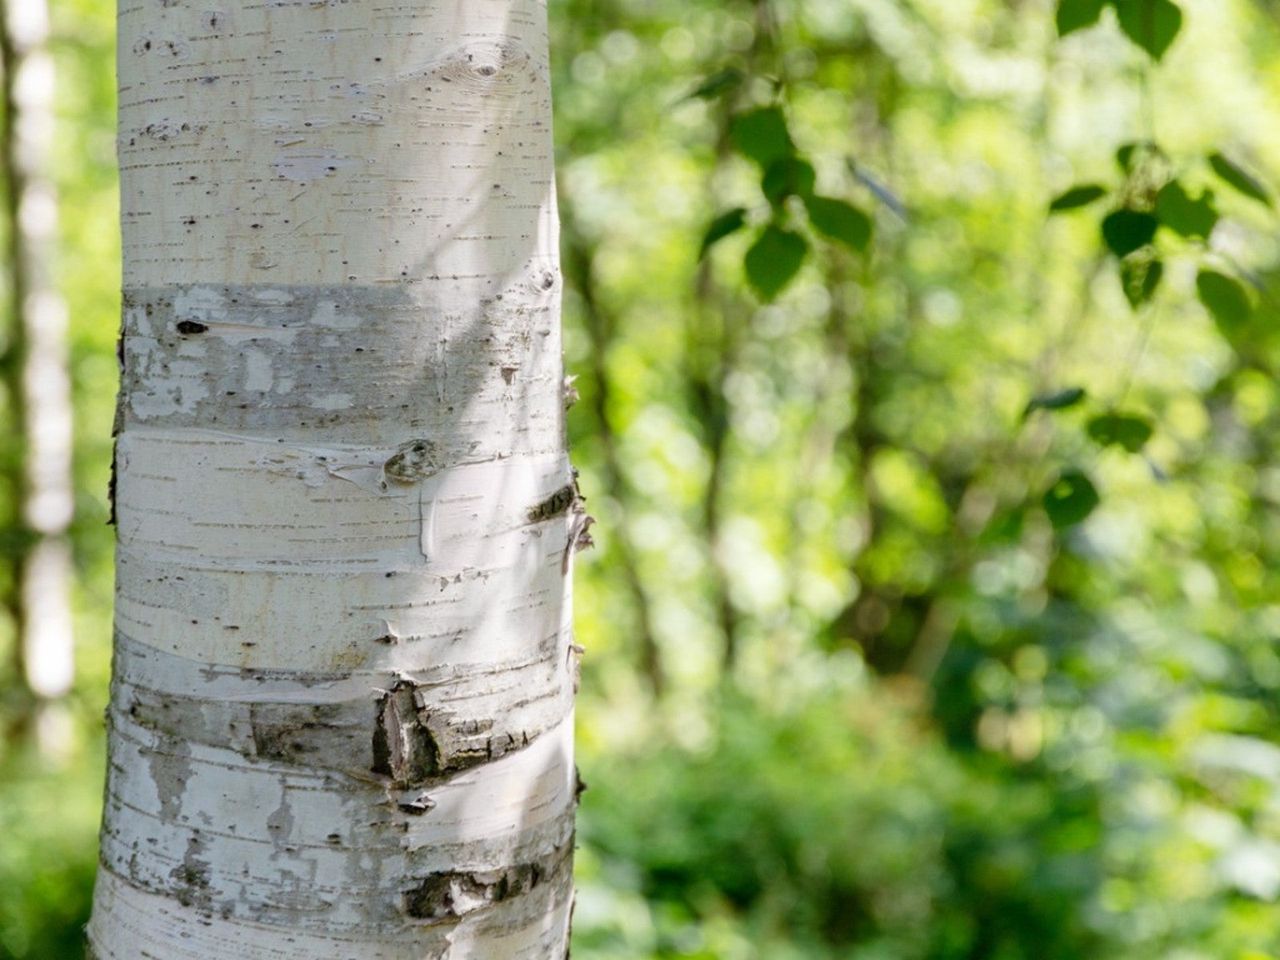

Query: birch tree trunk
[89,1,579,956]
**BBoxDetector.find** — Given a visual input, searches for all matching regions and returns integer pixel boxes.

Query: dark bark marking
[527,482,577,523]
[396,791,436,815]
[383,439,438,484]
[107,442,118,526]
[168,835,213,913]
[401,836,572,921]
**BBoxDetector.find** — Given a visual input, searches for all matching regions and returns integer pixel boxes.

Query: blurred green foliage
[4,0,1280,957]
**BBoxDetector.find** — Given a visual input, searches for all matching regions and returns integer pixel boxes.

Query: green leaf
[762,157,816,205]
[1057,0,1106,35]
[744,226,808,301]
[978,506,1026,546]
[1113,0,1183,61]
[1023,386,1087,418]
[804,196,872,252]
[1101,209,1159,257]
[1120,256,1163,308]
[1043,469,1100,529]
[1208,152,1272,207]
[1114,141,1163,173]
[685,68,744,102]
[730,107,794,168]
[1049,184,1108,213]
[699,207,748,260]
[1116,143,1139,172]
[1196,270,1253,340]
[1154,181,1218,239]
[1087,413,1154,452]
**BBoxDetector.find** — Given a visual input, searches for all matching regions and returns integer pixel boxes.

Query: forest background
[4,0,1280,957]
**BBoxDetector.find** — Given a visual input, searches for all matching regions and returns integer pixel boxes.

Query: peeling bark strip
[90,0,576,956]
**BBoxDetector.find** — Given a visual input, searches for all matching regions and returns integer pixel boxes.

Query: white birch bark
[1,0,77,729]
[89,1,580,956]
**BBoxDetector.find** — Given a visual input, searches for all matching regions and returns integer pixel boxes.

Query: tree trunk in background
[0,0,77,746]
[89,0,578,956]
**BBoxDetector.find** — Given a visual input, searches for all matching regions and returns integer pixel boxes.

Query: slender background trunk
[0,0,77,751]
[89,1,578,956]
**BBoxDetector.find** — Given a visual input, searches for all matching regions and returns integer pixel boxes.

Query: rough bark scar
[401,837,572,921]
[382,438,439,485]
[527,482,577,523]
[368,682,528,786]
[371,679,440,784]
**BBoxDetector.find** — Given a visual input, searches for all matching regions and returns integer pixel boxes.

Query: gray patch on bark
[145,733,193,821]
[249,701,361,767]
[118,280,562,449]
[265,783,295,849]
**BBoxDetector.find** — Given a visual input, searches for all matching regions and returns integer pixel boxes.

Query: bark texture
[89,0,578,956]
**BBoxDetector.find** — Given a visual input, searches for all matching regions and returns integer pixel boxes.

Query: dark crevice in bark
[401,835,573,922]
[527,477,580,522]
[372,679,441,784]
